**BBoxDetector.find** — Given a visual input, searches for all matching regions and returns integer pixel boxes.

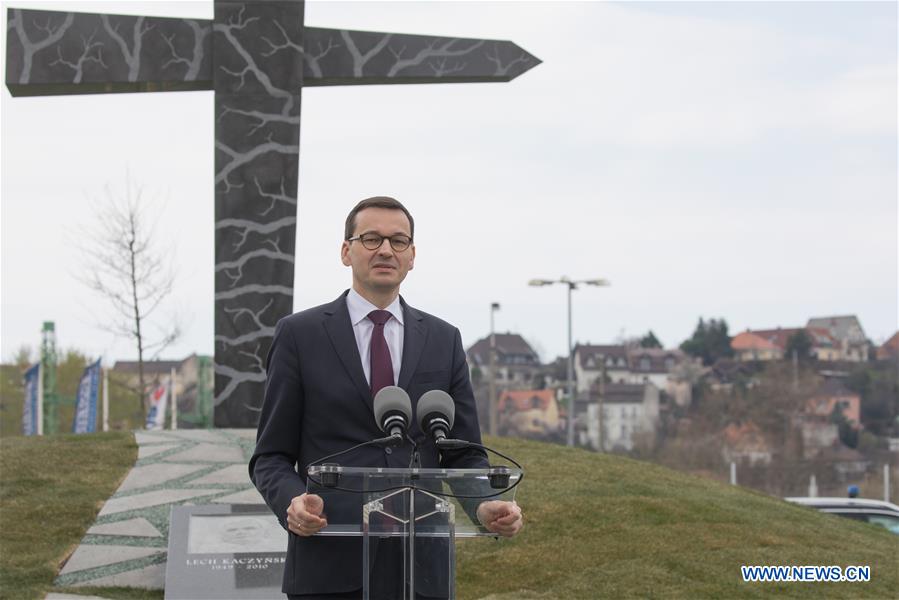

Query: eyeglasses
[347,233,413,252]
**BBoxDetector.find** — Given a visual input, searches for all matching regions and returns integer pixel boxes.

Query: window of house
[640,358,650,370]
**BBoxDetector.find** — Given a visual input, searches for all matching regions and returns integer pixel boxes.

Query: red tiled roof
[733,327,837,351]
[877,331,899,360]
[498,389,555,412]
[731,331,780,351]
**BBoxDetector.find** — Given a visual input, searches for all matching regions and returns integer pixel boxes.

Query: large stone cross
[6,1,539,427]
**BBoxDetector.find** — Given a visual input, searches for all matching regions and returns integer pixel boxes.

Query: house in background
[731,330,783,361]
[816,443,869,481]
[806,315,869,362]
[574,344,630,391]
[497,389,560,440]
[798,420,840,459]
[794,379,862,459]
[721,421,772,466]
[628,347,692,389]
[467,332,542,388]
[876,331,899,361]
[574,344,694,405]
[731,327,841,362]
[584,382,660,452]
[805,379,861,427]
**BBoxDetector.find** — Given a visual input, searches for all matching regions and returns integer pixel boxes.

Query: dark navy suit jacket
[249,291,487,596]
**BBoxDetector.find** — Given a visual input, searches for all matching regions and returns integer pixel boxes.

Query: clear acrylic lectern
[306,465,520,600]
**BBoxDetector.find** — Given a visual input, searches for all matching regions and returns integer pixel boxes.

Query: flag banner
[22,363,40,435]
[73,359,101,434]
[146,379,169,430]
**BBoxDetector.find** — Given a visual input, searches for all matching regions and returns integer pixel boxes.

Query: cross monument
[5,1,540,427]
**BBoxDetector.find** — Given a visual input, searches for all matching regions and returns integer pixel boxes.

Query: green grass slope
[458,436,899,599]
[0,433,896,599]
[0,432,143,600]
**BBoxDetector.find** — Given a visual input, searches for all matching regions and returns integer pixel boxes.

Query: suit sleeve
[440,327,489,470]
[249,317,307,530]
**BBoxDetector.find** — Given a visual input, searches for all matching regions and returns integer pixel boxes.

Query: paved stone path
[53,429,263,592]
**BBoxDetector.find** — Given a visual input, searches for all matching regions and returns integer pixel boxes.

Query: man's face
[341,207,415,297]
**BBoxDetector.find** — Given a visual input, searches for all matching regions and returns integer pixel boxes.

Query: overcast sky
[1,0,896,366]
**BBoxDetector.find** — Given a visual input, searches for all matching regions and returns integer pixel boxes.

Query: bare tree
[79,174,179,414]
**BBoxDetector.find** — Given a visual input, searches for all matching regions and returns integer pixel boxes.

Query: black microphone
[417,390,455,443]
[373,386,412,443]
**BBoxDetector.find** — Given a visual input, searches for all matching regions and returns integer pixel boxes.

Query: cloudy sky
[1,0,896,366]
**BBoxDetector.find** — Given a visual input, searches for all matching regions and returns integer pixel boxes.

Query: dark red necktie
[368,310,394,396]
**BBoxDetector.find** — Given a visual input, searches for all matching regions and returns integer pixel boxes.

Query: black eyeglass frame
[346,233,414,252]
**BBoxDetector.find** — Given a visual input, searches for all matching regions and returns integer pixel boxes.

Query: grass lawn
[0,432,160,600]
[1,432,896,599]
[457,436,899,599]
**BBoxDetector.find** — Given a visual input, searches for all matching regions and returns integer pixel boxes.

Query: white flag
[145,380,169,430]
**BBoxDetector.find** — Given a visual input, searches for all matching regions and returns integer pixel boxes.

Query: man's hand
[286,493,328,537]
[477,500,523,538]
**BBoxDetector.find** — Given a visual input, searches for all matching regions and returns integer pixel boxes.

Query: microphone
[417,390,455,443]
[373,386,412,443]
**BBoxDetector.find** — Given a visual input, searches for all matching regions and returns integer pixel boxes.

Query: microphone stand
[407,434,422,470]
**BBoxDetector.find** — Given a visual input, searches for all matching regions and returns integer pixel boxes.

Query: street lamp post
[489,302,501,437]
[528,277,609,447]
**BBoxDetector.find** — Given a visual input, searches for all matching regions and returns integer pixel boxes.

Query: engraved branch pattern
[48,29,107,83]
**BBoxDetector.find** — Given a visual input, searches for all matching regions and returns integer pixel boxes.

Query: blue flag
[73,359,101,434]
[22,363,40,436]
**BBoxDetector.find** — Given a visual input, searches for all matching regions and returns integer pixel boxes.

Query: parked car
[785,497,899,534]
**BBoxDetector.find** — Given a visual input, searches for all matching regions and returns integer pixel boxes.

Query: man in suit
[250,197,523,598]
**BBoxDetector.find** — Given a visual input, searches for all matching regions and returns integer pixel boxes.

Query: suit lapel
[322,292,372,410]
[398,298,427,390]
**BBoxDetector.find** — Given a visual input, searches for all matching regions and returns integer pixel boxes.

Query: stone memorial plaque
[165,505,286,599]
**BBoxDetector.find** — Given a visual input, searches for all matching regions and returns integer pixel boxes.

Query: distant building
[816,443,869,480]
[805,380,861,427]
[705,358,757,393]
[876,331,899,362]
[628,347,692,390]
[798,421,840,459]
[574,344,694,402]
[584,382,660,452]
[467,332,541,388]
[806,315,869,362]
[574,344,629,392]
[721,422,772,466]
[795,379,862,459]
[731,327,840,362]
[731,331,783,362]
[497,389,560,440]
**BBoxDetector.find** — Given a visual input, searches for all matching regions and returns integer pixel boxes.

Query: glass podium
[306,465,521,600]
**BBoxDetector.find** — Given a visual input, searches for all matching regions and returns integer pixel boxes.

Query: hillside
[457,436,899,599]
[0,433,896,599]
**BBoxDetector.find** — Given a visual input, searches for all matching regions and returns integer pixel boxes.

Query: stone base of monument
[165,505,285,599]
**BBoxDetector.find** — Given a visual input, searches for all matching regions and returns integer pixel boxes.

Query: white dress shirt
[346,288,404,386]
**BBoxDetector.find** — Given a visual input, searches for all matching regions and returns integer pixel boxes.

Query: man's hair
[344,196,415,240]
